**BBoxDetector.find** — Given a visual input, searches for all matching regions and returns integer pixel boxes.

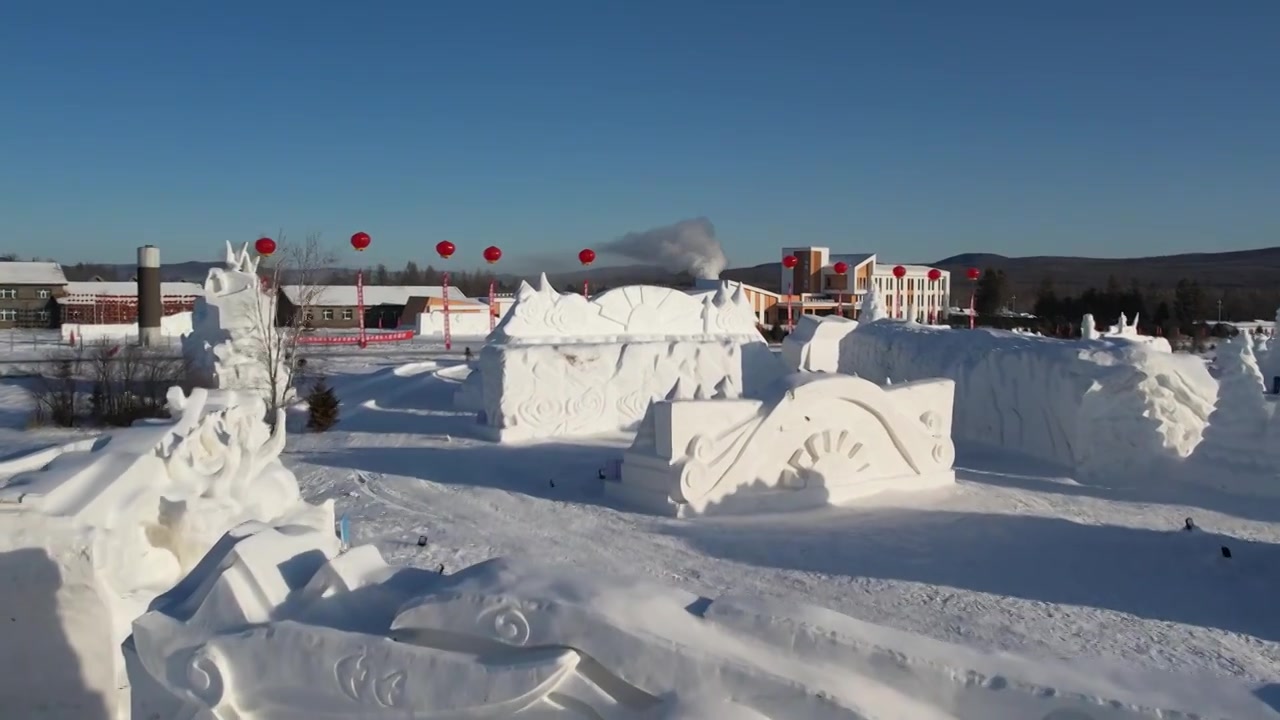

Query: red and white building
[57,281,203,325]
[777,246,951,323]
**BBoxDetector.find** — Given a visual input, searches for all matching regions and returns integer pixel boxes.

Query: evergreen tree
[1033,277,1059,319]
[306,377,340,432]
[973,268,1008,316]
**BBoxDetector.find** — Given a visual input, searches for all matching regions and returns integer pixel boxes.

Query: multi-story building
[778,246,950,323]
[0,262,68,328]
[57,281,203,324]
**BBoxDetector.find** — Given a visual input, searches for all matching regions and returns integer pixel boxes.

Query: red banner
[296,330,415,346]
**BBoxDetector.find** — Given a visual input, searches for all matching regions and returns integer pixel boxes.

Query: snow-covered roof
[0,261,68,285]
[61,281,203,298]
[281,285,470,306]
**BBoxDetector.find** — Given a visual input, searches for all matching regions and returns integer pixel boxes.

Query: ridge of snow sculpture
[183,241,293,407]
[127,524,1277,719]
[492,274,759,343]
[0,387,331,719]
[472,277,785,441]
[858,285,886,322]
[781,315,858,372]
[613,372,956,516]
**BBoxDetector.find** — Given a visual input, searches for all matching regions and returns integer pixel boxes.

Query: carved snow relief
[474,275,785,441]
[613,373,957,516]
[126,525,1272,719]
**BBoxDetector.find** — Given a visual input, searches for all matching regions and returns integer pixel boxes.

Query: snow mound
[782,314,858,372]
[0,387,331,719]
[127,524,1278,719]
[615,372,954,515]
[474,277,785,440]
[839,323,1217,480]
[391,360,440,377]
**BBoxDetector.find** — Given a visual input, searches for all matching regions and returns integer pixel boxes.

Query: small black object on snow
[417,535,428,547]
[1183,517,1196,531]
[1221,545,1232,559]
[549,479,555,488]
[598,468,606,480]
[437,563,446,574]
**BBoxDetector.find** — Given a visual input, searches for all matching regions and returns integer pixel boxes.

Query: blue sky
[1,0,1277,269]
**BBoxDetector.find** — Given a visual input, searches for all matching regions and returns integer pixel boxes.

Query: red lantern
[832,261,849,275]
[254,237,276,257]
[350,232,371,252]
[782,254,799,269]
[436,240,456,259]
[483,245,502,264]
[927,268,942,281]
[967,267,981,281]
[578,248,596,266]
[892,265,906,279]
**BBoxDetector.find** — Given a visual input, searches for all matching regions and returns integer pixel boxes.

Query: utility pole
[1217,299,1223,323]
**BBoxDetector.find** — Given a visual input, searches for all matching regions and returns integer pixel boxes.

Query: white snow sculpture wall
[839,322,1217,481]
[0,388,332,719]
[476,276,785,441]
[183,242,293,407]
[63,311,195,344]
[614,373,955,516]
[127,524,1276,720]
[416,308,501,338]
[781,314,858,372]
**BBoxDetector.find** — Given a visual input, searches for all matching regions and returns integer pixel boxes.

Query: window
[0,288,15,299]
[36,310,49,322]
[0,309,16,321]
[37,289,50,299]
[322,309,334,320]
[342,308,353,320]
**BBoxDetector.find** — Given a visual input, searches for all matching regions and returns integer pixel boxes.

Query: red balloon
[254,237,276,257]
[350,232,371,252]
[782,254,799,269]
[832,261,849,275]
[967,267,981,281]
[436,240,456,259]
[578,248,596,266]
[927,268,942,281]
[892,265,907,279]
[483,245,502,264]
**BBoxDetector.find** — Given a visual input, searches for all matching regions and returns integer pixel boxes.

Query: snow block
[781,314,858,372]
[614,372,956,516]
[474,276,785,441]
[127,525,1279,719]
[0,387,332,719]
[839,322,1217,480]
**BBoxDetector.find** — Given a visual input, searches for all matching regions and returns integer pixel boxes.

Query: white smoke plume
[601,217,729,280]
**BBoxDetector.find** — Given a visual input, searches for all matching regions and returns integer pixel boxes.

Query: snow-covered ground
[3,336,1279,717]
[271,352,1280,685]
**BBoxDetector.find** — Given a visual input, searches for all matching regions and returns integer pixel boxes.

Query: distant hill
[722,247,1280,297]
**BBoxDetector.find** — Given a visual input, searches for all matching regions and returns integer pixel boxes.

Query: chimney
[137,245,162,346]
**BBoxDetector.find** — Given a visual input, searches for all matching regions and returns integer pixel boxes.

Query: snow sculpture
[1194,336,1274,477]
[781,314,858,372]
[127,525,1275,720]
[1081,313,1099,340]
[839,322,1218,482]
[0,387,332,719]
[613,373,956,516]
[473,276,785,441]
[183,241,293,407]
[1257,307,1280,392]
[858,285,886,322]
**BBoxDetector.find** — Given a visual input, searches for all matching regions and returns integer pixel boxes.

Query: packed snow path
[278,358,1280,686]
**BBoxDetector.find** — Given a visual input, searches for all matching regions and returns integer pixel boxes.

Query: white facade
[871,264,951,322]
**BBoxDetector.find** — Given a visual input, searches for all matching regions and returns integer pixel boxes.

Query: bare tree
[246,233,334,420]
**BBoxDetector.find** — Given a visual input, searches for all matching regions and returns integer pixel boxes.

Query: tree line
[967,268,1280,337]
